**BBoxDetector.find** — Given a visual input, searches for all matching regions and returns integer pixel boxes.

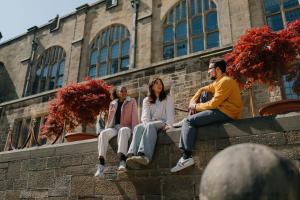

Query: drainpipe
[23,27,38,97]
[130,0,139,69]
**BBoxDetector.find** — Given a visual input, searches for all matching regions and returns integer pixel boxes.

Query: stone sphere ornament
[200,143,300,200]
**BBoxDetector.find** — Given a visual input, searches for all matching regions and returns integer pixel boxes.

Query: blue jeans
[127,121,165,160]
[179,109,232,152]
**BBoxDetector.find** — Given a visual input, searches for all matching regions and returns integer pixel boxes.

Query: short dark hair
[210,57,227,73]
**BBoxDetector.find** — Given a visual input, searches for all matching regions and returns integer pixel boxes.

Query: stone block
[13,179,27,190]
[29,158,47,171]
[0,169,7,181]
[7,161,21,179]
[28,170,55,189]
[70,176,94,197]
[95,180,126,196]
[5,190,20,200]
[0,163,8,169]
[47,156,61,169]
[20,189,48,199]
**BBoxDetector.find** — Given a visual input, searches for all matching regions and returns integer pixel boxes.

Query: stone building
[0,0,300,150]
[0,1,300,199]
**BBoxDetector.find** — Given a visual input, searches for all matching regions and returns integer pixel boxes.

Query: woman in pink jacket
[95,86,138,177]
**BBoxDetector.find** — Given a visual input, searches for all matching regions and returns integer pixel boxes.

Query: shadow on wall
[0,62,18,103]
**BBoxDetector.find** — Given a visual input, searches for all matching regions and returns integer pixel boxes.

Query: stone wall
[0,113,299,200]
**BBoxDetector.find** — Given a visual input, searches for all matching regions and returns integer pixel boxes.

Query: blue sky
[0,0,98,42]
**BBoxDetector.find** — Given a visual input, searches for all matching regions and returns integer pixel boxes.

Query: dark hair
[210,57,227,73]
[148,78,167,104]
[111,88,118,100]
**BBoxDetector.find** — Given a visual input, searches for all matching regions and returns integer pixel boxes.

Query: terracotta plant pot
[259,99,300,116]
[64,132,97,142]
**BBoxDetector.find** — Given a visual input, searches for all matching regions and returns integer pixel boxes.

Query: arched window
[29,46,66,95]
[263,0,300,31]
[163,0,219,60]
[88,24,130,78]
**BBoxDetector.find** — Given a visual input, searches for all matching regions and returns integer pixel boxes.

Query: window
[282,66,300,99]
[88,25,130,78]
[26,46,66,96]
[12,116,48,149]
[263,0,300,31]
[163,0,219,59]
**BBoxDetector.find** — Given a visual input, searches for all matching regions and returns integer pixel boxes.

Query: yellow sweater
[191,75,243,119]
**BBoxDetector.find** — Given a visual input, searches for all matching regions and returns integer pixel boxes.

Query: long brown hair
[148,78,167,104]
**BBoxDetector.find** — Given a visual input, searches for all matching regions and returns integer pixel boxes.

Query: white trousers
[97,125,131,159]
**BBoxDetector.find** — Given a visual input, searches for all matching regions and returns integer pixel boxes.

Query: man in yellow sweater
[171,57,243,173]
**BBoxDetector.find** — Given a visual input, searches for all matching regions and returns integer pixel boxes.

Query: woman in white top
[126,78,174,167]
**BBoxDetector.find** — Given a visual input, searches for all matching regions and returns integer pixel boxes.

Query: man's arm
[195,79,232,112]
[190,84,214,106]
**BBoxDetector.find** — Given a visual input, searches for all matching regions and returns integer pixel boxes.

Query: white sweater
[141,95,175,127]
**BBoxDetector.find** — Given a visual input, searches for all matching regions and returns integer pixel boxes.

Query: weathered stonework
[0,114,299,199]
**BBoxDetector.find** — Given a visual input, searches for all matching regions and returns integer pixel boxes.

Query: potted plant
[41,78,111,142]
[225,19,300,116]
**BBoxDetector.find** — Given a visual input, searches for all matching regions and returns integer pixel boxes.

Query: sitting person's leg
[171,109,232,173]
[173,92,213,128]
[135,121,165,165]
[117,127,131,171]
[127,123,145,156]
[95,128,118,177]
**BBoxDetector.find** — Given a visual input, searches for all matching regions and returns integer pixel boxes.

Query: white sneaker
[118,160,127,171]
[94,164,105,177]
[170,157,195,173]
[173,120,184,128]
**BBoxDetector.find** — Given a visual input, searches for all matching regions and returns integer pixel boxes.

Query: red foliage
[225,19,300,92]
[41,78,111,138]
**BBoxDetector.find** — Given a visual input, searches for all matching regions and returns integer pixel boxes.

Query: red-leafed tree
[225,19,300,94]
[41,78,111,139]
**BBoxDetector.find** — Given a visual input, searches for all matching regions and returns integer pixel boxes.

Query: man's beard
[210,76,216,81]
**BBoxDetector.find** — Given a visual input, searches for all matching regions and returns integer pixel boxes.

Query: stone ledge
[0,114,299,163]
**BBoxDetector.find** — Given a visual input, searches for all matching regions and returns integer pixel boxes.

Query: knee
[99,129,109,139]
[119,127,131,135]
[133,124,144,132]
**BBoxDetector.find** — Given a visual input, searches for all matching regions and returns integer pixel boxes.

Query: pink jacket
[105,96,138,131]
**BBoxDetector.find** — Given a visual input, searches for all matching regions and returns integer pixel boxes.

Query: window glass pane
[192,37,204,52]
[206,11,218,31]
[263,0,280,14]
[284,0,299,9]
[90,50,98,65]
[102,31,106,46]
[164,27,174,43]
[99,64,107,77]
[285,8,300,22]
[182,0,187,19]
[168,10,174,24]
[283,75,300,99]
[192,16,203,35]
[114,26,120,41]
[100,47,108,62]
[176,42,187,56]
[204,0,209,11]
[190,0,196,16]
[89,66,96,78]
[111,43,119,59]
[175,22,187,40]
[106,29,110,45]
[58,61,65,76]
[110,60,118,74]
[121,58,129,71]
[176,4,181,21]
[40,79,46,92]
[49,79,55,90]
[207,32,219,48]
[211,1,216,9]
[96,37,100,48]
[57,77,63,88]
[42,66,48,78]
[120,27,125,40]
[198,0,203,14]
[267,14,284,31]
[51,63,58,78]
[122,40,130,56]
[163,45,174,59]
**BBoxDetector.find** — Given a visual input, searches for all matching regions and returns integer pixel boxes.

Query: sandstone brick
[28,170,55,189]
[70,176,94,196]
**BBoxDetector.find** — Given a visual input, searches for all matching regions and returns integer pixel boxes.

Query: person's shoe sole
[134,156,149,165]
[126,157,142,169]
[170,160,195,173]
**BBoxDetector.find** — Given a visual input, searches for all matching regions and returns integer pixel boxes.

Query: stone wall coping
[0,113,299,163]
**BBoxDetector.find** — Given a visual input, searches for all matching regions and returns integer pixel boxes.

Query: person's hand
[162,124,172,132]
[189,102,196,110]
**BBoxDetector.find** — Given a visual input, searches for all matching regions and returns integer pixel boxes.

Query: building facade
[0,0,299,151]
